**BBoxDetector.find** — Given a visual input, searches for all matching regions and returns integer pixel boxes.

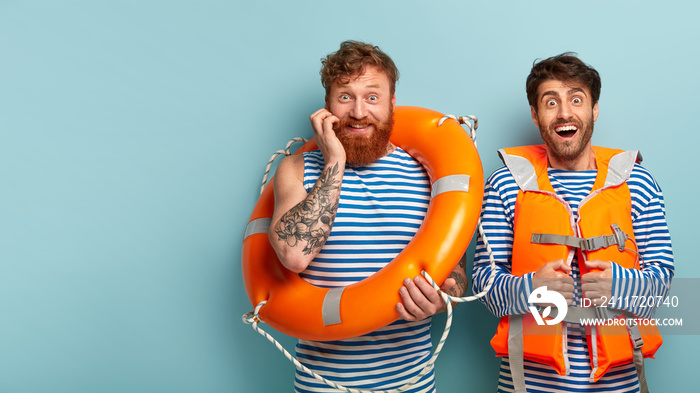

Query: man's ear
[530,105,539,128]
[592,102,599,122]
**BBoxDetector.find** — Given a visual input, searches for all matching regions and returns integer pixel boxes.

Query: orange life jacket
[490,145,662,383]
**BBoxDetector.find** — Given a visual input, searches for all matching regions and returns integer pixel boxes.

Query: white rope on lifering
[241,222,497,393]
[439,114,478,147]
[259,137,308,195]
[433,114,498,301]
[241,216,498,393]
[242,114,496,392]
[243,294,452,393]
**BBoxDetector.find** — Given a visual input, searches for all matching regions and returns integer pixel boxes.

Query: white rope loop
[438,114,478,145]
[259,137,309,195]
[242,298,448,393]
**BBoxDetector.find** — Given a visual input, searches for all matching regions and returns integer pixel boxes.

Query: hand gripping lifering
[241,106,500,392]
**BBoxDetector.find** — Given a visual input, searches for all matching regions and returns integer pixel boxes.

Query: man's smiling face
[531,79,599,169]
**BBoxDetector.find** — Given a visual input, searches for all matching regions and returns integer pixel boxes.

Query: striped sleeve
[610,164,674,319]
[472,167,533,317]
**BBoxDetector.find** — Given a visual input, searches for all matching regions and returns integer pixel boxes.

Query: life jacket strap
[624,311,649,393]
[508,309,649,392]
[508,314,528,392]
[547,305,622,323]
[531,224,628,252]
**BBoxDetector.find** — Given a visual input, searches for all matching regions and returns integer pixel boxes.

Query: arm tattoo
[447,257,468,297]
[275,163,341,255]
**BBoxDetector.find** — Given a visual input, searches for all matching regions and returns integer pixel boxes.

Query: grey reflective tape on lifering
[322,287,345,326]
[431,174,470,199]
[244,218,271,239]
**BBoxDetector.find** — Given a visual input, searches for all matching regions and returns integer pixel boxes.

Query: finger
[581,273,603,283]
[558,283,574,297]
[402,277,439,319]
[398,279,424,318]
[585,259,612,272]
[322,114,339,133]
[405,277,438,312]
[413,276,442,303]
[556,260,572,272]
[584,279,611,290]
[538,275,574,291]
[554,285,575,305]
[551,271,574,282]
[309,108,328,120]
[544,259,565,270]
[553,285,575,300]
[582,282,607,298]
[581,283,608,298]
[439,277,456,293]
[310,108,330,123]
[395,302,417,321]
[310,109,333,133]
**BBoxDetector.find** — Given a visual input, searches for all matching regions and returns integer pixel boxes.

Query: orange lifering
[242,106,484,341]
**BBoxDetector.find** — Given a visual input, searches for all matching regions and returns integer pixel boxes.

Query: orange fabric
[492,145,662,381]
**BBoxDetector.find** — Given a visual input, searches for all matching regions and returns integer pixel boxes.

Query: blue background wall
[1,1,696,392]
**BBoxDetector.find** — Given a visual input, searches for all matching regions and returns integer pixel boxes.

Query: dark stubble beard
[333,109,394,167]
[539,114,595,164]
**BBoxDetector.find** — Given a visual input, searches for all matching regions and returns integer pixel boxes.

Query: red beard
[333,113,394,166]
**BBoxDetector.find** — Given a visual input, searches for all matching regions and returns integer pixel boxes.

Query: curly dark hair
[320,40,399,99]
[526,52,601,112]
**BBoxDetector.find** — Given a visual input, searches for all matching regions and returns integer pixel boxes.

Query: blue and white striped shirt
[295,147,435,393]
[472,164,674,392]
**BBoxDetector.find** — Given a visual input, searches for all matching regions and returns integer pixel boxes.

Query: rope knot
[242,312,260,325]
[242,300,267,325]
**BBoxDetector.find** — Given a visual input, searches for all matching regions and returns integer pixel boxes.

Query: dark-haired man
[472,53,674,392]
[270,40,467,393]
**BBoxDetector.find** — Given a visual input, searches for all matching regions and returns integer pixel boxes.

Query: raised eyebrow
[540,91,559,101]
[567,87,587,97]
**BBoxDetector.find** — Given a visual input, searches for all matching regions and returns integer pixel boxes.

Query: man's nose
[558,101,573,119]
[350,100,367,119]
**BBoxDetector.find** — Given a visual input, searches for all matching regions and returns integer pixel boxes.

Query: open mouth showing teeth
[556,125,578,137]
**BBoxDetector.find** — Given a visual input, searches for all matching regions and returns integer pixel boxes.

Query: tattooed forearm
[446,257,468,297]
[275,163,341,255]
